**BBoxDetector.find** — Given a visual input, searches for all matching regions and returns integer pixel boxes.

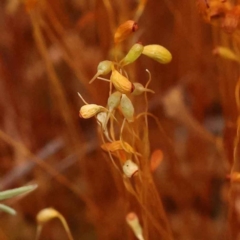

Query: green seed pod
[122,160,138,178]
[89,60,112,84]
[120,94,134,122]
[120,43,144,67]
[110,69,134,94]
[107,91,122,111]
[132,82,155,96]
[142,44,172,64]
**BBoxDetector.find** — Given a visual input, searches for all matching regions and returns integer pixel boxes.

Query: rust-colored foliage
[0,0,239,239]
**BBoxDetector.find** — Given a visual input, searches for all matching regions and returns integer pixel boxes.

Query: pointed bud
[132,83,155,96]
[114,20,138,44]
[126,212,144,240]
[79,104,106,119]
[123,160,139,178]
[89,60,112,84]
[150,149,163,172]
[120,94,134,122]
[120,43,144,67]
[107,91,122,111]
[110,69,134,94]
[213,46,240,62]
[142,44,172,64]
[101,140,135,154]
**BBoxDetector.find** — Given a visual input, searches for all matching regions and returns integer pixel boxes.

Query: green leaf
[0,204,16,215]
[0,184,38,201]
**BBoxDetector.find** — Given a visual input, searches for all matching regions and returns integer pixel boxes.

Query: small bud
[120,94,134,122]
[110,69,134,94]
[123,160,138,178]
[101,140,135,154]
[107,91,122,111]
[142,44,172,64]
[132,83,154,96]
[89,60,112,84]
[79,104,106,119]
[213,46,240,62]
[114,20,138,44]
[120,43,144,67]
[126,212,144,240]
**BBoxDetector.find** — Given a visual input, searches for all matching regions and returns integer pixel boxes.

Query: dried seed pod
[107,91,122,111]
[132,82,155,96]
[142,44,172,64]
[126,212,144,240]
[79,104,106,119]
[101,140,135,154]
[123,160,139,178]
[213,46,240,62]
[89,60,112,84]
[110,69,134,94]
[120,94,134,122]
[120,43,144,67]
[114,20,138,44]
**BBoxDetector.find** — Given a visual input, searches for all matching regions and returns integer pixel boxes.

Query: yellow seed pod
[36,208,59,224]
[120,43,144,67]
[213,46,240,62]
[142,44,172,64]
[120,94,134,122]
[132,82,155,96]
[79,104,106,119]
[101,140,135,154]
[114,20,138,44]
[110,69,134,94]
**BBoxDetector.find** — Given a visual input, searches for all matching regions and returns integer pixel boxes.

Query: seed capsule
[132,83,155,96]
[142,44,172,64]
[110,69,134,94]
[79,104,106,119]
[122,160,139,178]
[37,208,59,224]
[114,20,138,44]
[101,140,135,154]
[126,212,144,240]
[213,46,240,62]
[107,91,122,111]
[89,60,112,84]
[120,94,134,122]
[120,43,144,67]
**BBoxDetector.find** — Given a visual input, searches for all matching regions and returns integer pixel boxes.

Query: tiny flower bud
[120,43,144,67]
[107,91,122,111]
[123,160,138,178]
[89,60,112,84]
[142,44,172,64]
[132,83,155,96]
[79,104,106,119]
[126,212,144,240]
[213,46,240,62]
[114,20,138,44]
[110,69,134,94]
[120,94,134,122]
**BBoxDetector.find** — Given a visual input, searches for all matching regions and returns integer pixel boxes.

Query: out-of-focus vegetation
[0,0,240,239]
